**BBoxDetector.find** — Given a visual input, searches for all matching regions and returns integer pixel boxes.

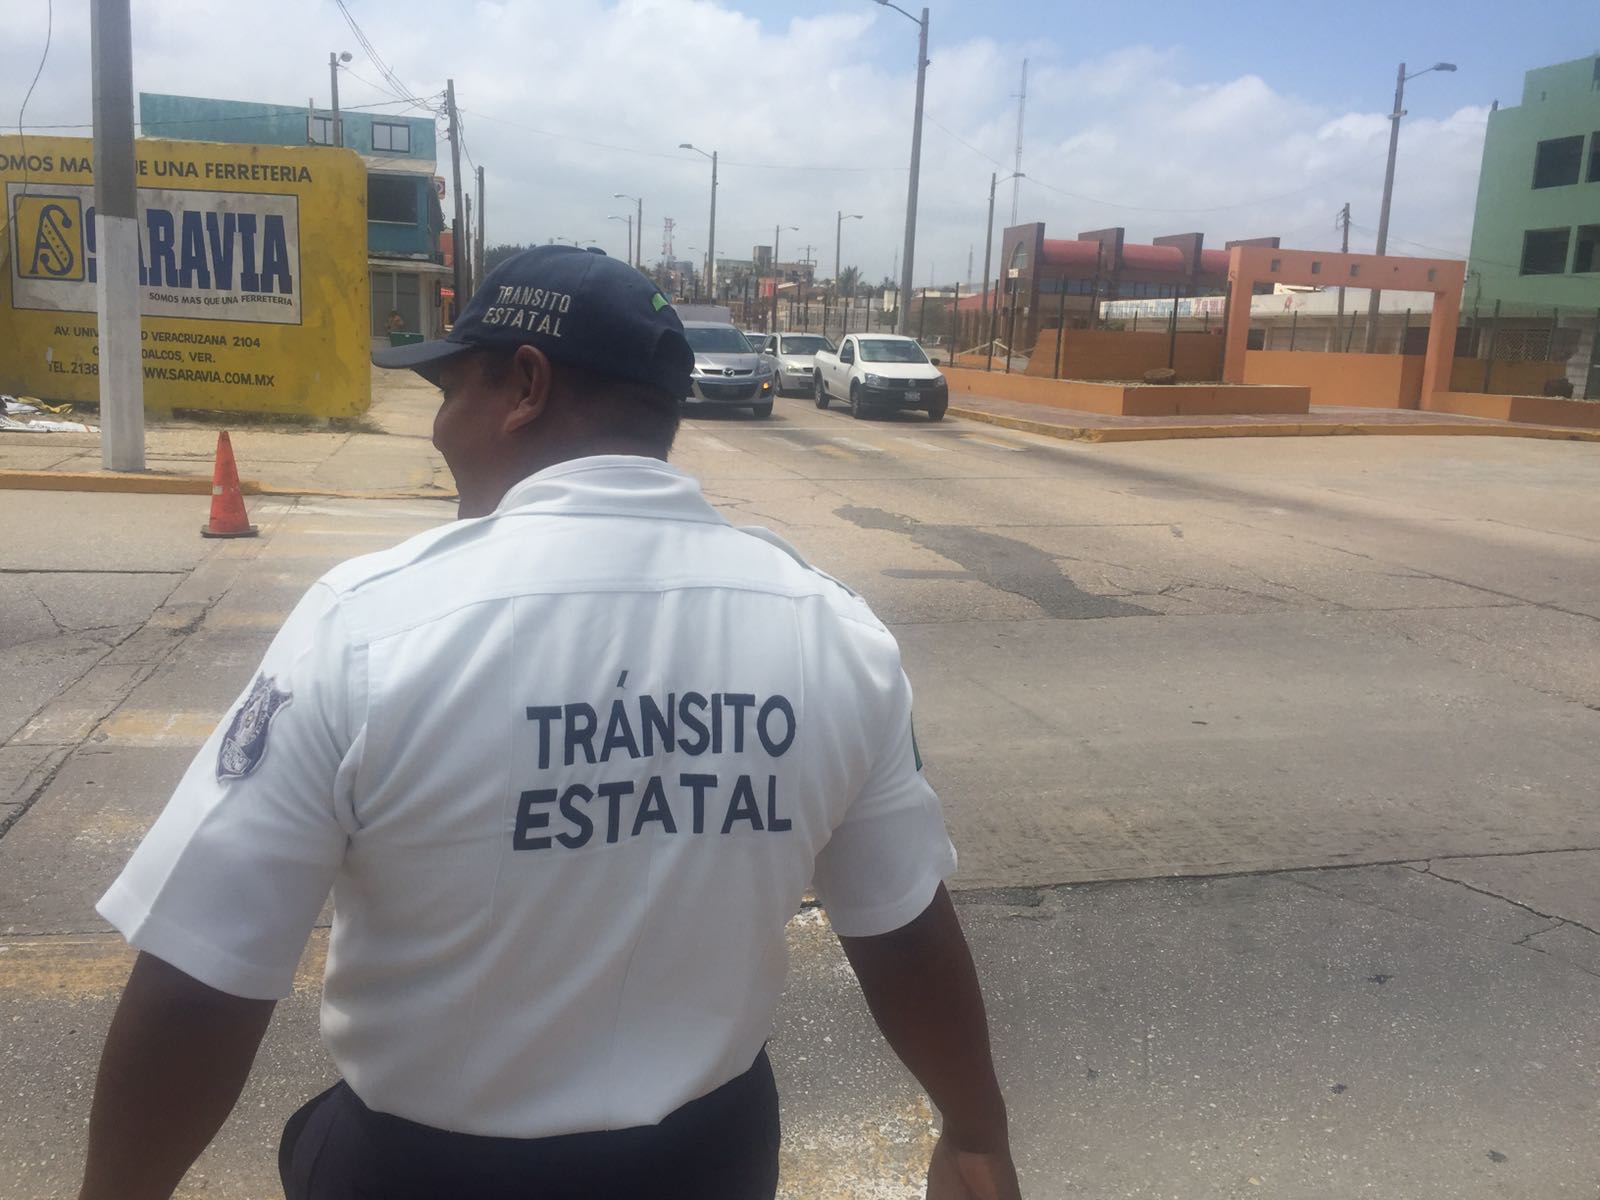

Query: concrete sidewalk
[0,368,454,498]
[948,390,1600,444]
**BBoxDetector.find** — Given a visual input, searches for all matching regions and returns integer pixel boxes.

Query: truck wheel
[752,401,773,419]
[927,401,947,421]
[849,382,866,420]
[814,374,829,409]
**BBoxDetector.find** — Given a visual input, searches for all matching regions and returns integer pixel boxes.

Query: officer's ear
[501,344,553,435]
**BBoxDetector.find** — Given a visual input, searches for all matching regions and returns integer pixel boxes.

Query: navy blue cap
[373,245,692,399]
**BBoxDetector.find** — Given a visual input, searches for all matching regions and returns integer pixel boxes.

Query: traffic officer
[78,246,1020,1200]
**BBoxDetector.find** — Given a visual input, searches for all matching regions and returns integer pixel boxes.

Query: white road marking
[832,437,885,454]
[893,436,951,453]
[960,434,1026,453]
[692,434,739,452]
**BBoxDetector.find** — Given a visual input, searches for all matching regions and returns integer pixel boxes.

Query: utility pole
[1364,63,1406,352]
[475,165,485,285]
[836,210,863,313]
[889,4,929,336]
[446,79,468,305]
[980,172,997,337]
[92,0,144,471]
[1336,201,1351,324]
[1011,58,1027,224]
[329,52,343,146]
[464,193,473,287]
[707,152,718,299]
[1362,60,1455,352]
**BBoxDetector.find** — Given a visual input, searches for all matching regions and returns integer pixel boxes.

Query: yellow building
[1,135,371,418]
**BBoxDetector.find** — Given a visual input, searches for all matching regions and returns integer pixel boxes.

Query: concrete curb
[947,405,1600,445]
[0,469,458,501]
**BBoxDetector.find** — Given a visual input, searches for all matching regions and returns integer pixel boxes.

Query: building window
[1575,225,1600,273]
[1588,133,1600,182]
[308,115,334,145]
[1520,227,1570,275]
[372,121,411,154]
[1532,135,1583,188]
[369,174,419,224]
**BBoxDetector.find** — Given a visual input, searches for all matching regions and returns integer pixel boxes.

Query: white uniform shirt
[99,455,955,1138]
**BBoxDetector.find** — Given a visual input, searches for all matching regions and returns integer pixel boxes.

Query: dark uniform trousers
[279,1047,780,1200]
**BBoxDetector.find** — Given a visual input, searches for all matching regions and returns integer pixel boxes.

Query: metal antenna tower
[1011,58,1027,225]
[661,216,675,265]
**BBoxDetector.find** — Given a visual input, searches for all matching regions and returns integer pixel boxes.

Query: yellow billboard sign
[0,136,370,418]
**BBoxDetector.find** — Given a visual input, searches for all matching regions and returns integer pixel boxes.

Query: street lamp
[608,213,633,267]
[981,170,1023,340]
[773,224,798,331]
[328,50,353,147]
[835,211,863,300]
[875,0,929,335]
[1363,60,1457,352]
[679,143,719,299]
[613,192,643,268]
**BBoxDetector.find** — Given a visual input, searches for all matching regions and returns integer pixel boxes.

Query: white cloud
[1,0,1489,286]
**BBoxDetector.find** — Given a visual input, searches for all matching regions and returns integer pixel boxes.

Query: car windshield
[780,336,832,356]
[857,338,928,364]
[685,326,753,354]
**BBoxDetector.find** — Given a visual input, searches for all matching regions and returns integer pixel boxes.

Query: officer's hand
[926,1132,1022,1200]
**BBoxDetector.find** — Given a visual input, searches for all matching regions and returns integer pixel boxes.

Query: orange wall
[1026,329,1224,383]
[1242,353,1573,409]
[1424,391,1600,429]
[1242,351,1420,408]
[942,367,1308,416]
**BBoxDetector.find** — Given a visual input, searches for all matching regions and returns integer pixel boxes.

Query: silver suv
[758,333,836,397]
[682,321,776,418]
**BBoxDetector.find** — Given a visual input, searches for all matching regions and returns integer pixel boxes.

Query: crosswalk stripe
[693,435,738,452]
[833,437,885,454]
[894,436,951,453]
[960,434,1026,453]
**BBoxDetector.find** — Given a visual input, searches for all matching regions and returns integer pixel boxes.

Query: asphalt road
[2,394,1597,1198]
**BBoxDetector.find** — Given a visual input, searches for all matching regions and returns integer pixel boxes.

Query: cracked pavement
[2,392,1598,1197]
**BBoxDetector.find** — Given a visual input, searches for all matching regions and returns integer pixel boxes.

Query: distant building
[1465,55,1600,394]
[961,223,1280,351]
[138,93,450,342]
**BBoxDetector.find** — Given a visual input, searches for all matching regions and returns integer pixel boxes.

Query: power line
[15,0,51,195]
[332,0,432,114]
[15,0,51,136]
[925,116,1003,168]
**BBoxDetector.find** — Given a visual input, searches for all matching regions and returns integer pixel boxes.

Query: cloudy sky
[6,0,1596,287]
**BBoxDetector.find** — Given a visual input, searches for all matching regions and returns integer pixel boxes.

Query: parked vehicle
[812,334,948,420]
[757,333,836,396]
[682,321,776,418]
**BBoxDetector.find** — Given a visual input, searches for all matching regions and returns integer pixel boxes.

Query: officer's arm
[837,884,1020,1198]
[79,952,274,1200]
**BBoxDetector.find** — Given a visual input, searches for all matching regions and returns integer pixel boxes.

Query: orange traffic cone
[201,431,258,538]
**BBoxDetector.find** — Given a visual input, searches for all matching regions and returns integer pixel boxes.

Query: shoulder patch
[218,673,292,781]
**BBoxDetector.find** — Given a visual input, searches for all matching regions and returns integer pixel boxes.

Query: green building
[1467,55,1600,395]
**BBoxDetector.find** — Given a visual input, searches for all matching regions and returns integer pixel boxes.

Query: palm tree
[837,265,861,298]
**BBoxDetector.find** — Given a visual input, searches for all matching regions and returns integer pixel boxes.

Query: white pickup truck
[811,333,949,421]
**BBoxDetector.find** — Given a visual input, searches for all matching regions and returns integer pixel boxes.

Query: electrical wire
[332,0,433,114]
[15,0,52,196]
